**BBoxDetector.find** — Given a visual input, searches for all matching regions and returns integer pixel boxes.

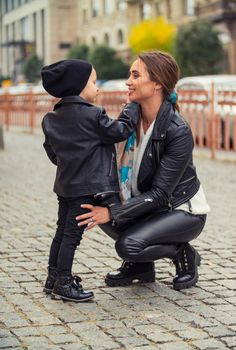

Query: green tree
[175,21,224,76]
[128,16,176,54]
[67,44,90,60]
[89,46,129,79]
[23,53,43,82]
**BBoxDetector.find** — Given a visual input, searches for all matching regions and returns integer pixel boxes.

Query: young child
[41,59,139,302]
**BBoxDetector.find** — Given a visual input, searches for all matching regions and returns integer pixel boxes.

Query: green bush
[89,45,129,80]
[67,44,90,60]
[175,21,224,76]
[23,53,43,83]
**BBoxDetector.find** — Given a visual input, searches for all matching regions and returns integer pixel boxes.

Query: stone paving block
[35,325,69,335]
[222,336,236,348]
[61,345,89,350]
[27,346,62,350]
[46,333,81,344]
[11,326,41,337]
[215,279,236,290]
[1,313,29,328]
[0,329,12,337]
[134,325,180,343]
[0,336,21,348]
[192,338,228,349]
[117,335,150,347]
[158,342,195,350]
[175,329,209,340]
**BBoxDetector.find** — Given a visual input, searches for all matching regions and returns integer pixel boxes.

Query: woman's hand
[76,204,111,231]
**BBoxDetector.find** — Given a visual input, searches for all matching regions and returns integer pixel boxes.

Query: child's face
[80,68,99,103]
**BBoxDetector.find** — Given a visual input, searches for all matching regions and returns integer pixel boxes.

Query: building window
[141,3,152,20]
[166,0,172,19]
[21,16,29,40]
[184,0,195,16]
[41,9,45,61]
[91,36,97,45]
[117,0,127,11]
[83,8,88,23]
[91,0,99,17]
[117,29,124,44]
[103,0,114,14]
[5,0,9,12]
[104,33,110,46]
[8,0,14,11]
[33,12,37,44]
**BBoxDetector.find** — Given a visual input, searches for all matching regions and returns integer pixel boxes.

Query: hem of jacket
[53,183,120,198]
[109,179,201,226]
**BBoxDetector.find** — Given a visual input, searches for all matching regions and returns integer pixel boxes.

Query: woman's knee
[115,236,146,261]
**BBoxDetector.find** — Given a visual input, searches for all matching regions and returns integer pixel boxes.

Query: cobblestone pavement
[0,131,236,350]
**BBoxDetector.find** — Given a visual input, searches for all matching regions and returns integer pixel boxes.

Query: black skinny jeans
[48,195,94,276]
[100,209,206,262]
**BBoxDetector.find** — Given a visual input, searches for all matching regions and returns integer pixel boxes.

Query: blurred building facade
[0,0,78,81]
[0,0,236,81]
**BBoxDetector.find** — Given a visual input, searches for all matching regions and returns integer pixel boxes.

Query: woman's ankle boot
[172,243,201,291]
[105,261,155,286]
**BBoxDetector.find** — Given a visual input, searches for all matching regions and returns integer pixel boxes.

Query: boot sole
[51,293,94,302]
[43,287,53,295]
[105,270,155,287]
[173,251,201,291]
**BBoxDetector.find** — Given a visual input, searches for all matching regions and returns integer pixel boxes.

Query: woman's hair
[139,51,180,111]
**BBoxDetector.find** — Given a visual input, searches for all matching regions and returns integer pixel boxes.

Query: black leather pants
[99,210,206,263]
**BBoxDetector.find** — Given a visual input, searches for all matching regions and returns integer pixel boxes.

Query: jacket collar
[53,95,93,110]
[151,100,175,140]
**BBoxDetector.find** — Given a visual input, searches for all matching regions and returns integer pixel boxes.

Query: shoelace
[73,275,83,289]
[119,261,134,271]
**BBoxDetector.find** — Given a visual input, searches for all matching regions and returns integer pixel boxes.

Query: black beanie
[41,59,93,98]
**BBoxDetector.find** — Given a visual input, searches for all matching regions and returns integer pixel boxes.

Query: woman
[76,51,210,291]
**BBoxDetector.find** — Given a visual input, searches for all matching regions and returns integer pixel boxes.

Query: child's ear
[154,83,162,91]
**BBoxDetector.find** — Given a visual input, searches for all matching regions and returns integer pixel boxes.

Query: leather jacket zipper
[168,201,173,212]
[178,176,195,185]
[156,142,160,163]
[118,198,154,215]
[109,152,115,176]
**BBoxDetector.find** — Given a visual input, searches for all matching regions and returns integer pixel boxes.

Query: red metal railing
[0,88,236,159]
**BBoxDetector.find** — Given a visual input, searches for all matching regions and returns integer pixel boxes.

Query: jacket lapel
[137,101,175,189]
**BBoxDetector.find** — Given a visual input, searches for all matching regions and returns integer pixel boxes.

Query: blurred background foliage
[23,54,44,83]
[17,18,225,82]
[68,45,129,80]
[175,21,224,76]
[128,16,176,55]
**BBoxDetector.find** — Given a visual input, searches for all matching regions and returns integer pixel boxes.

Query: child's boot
[51,275,94,302]
[43,267,58,294]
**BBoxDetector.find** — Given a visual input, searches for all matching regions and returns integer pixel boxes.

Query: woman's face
[126,58,162,103]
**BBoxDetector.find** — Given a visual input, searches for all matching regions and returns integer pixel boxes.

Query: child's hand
[76,204,111,230]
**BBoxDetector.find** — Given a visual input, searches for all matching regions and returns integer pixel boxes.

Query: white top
[131,122,210,215]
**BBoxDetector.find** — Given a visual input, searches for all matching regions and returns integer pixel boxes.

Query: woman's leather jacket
[109,100,200,226]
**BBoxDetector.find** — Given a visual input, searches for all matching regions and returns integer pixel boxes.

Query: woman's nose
[126,78,131,86]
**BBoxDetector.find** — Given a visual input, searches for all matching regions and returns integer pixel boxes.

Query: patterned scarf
[117,132,136,202]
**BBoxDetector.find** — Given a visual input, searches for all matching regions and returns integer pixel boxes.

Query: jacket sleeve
[109,124,194,226]
[42,119,57,166]
[97,102,140,143]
